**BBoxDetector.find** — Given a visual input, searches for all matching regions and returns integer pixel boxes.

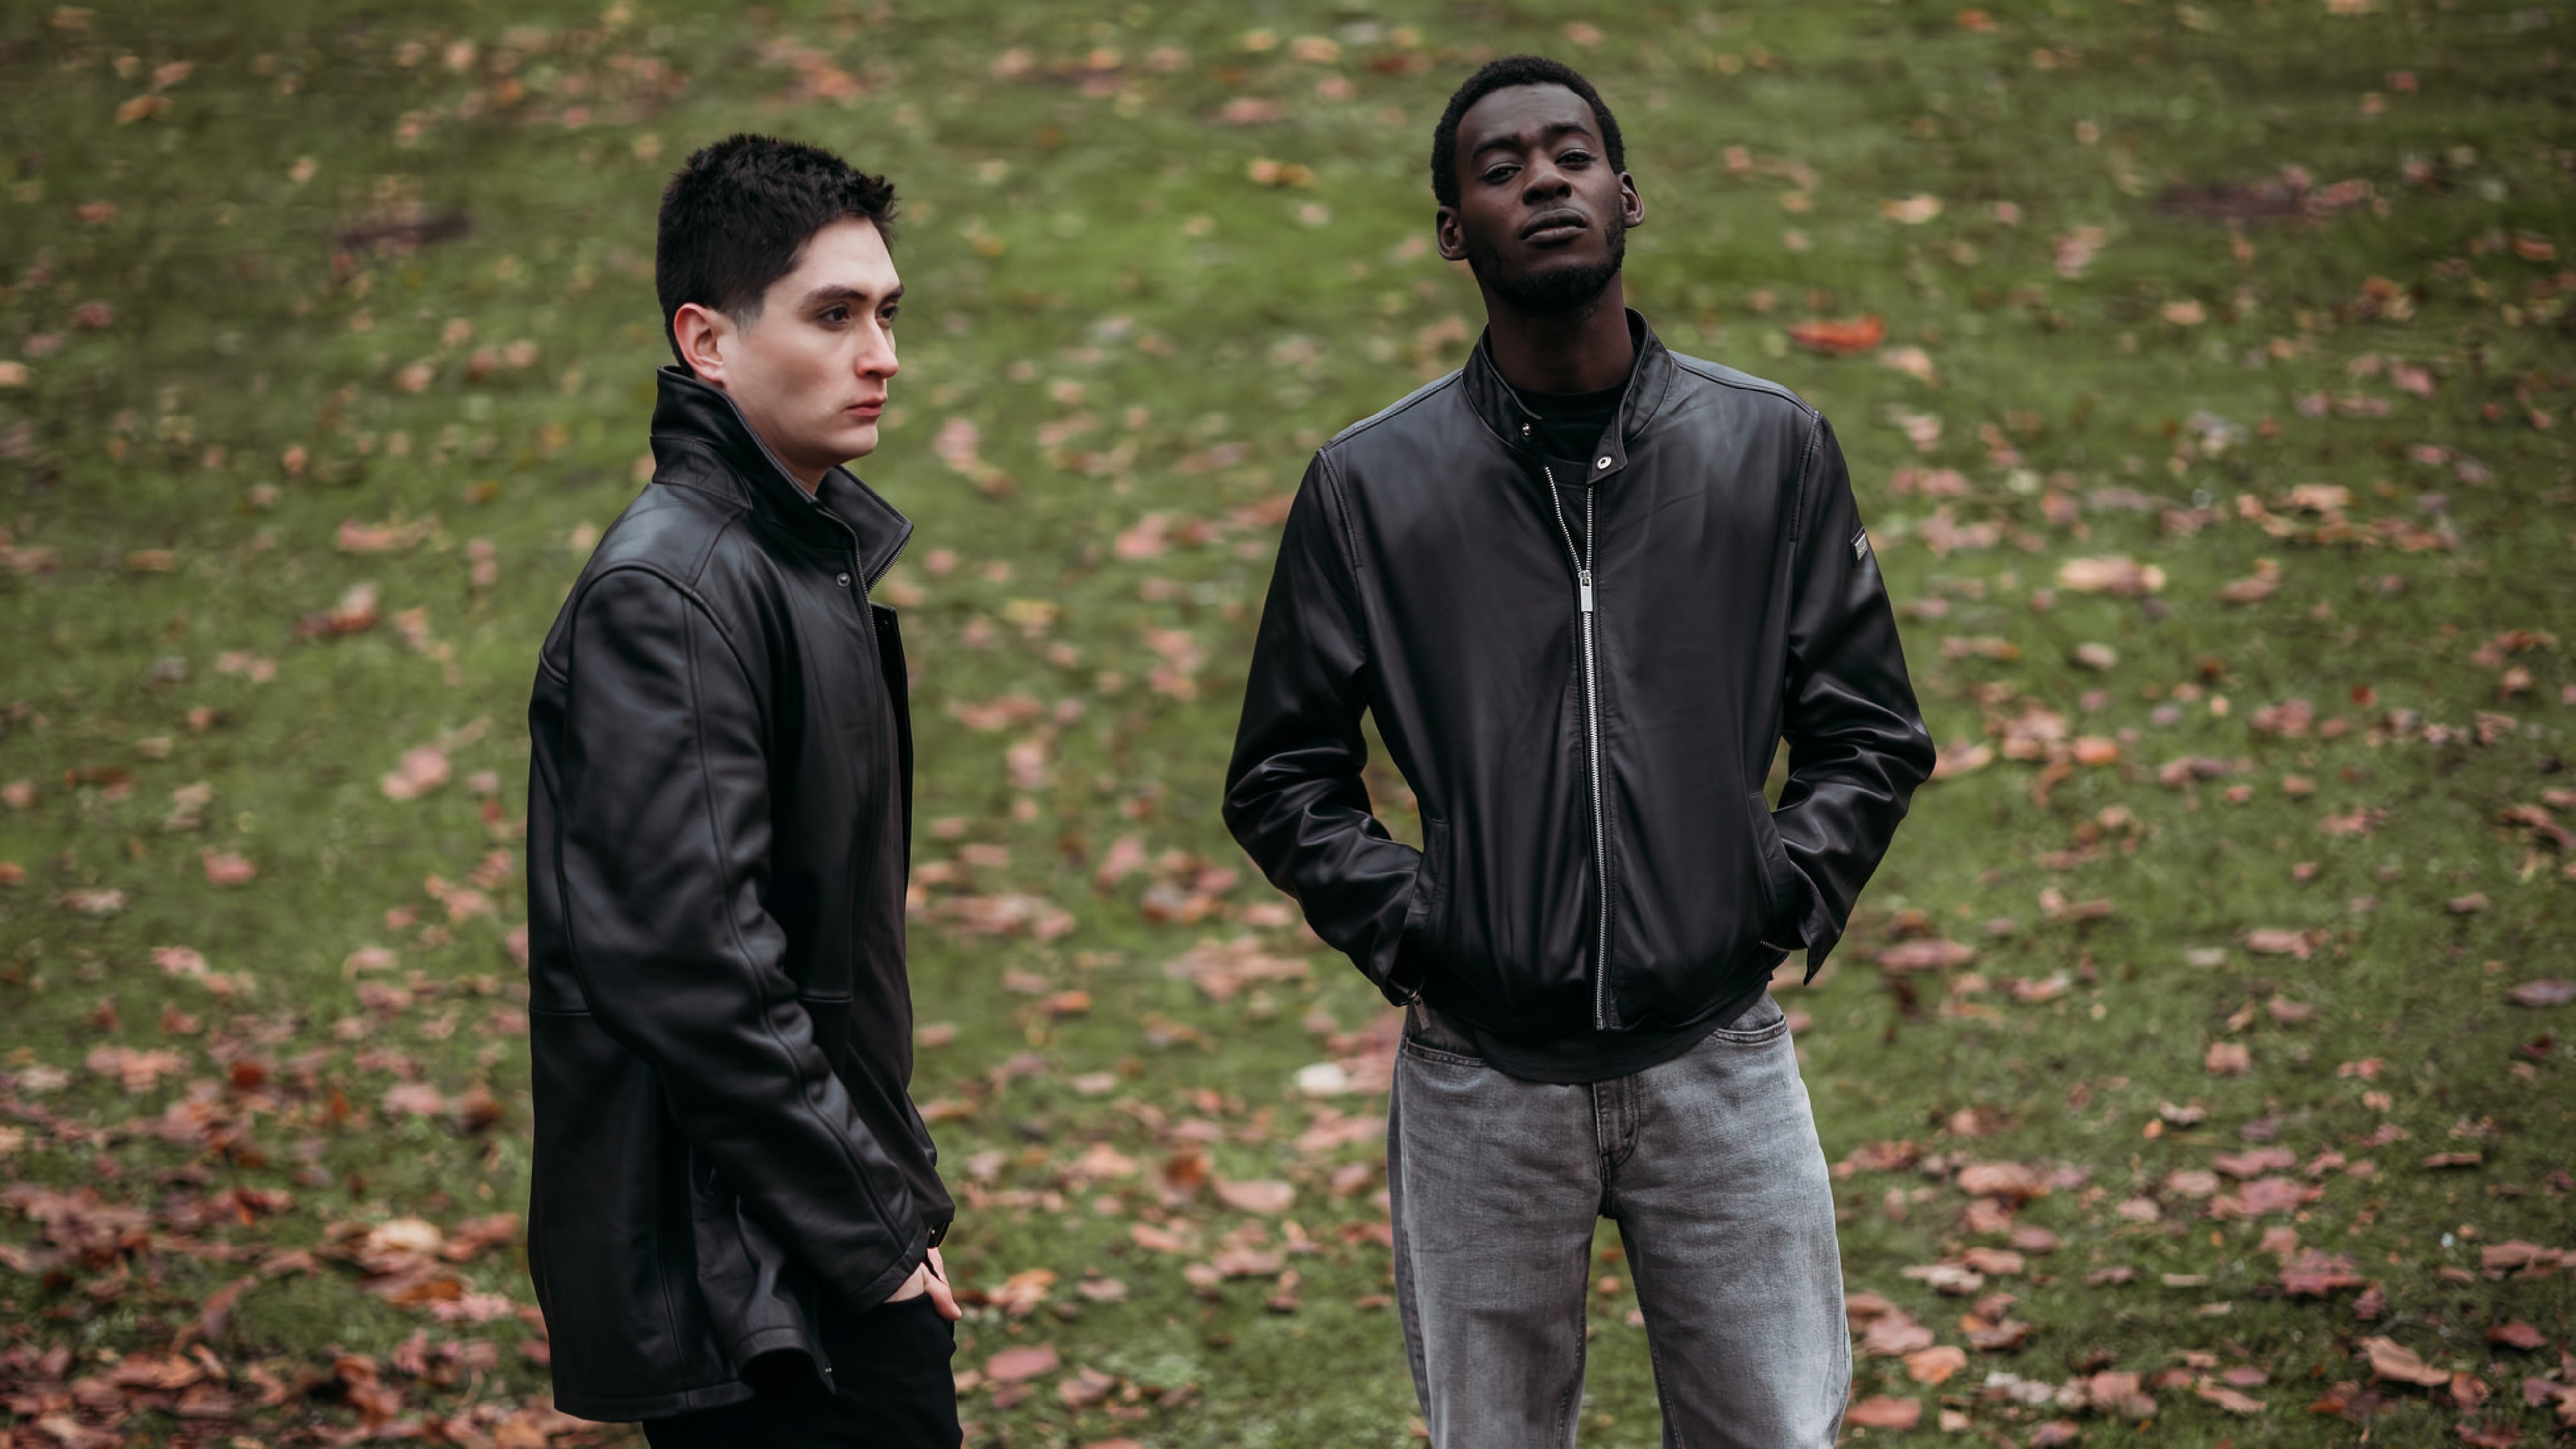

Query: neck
[1480,278,1633,395]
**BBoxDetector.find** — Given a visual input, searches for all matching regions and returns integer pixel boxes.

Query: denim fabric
[1389,995,1850,1448]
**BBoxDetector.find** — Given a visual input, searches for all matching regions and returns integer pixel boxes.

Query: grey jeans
[1388,996,1850,1448]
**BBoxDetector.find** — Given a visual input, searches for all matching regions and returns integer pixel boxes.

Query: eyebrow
[1471,120,1596,161]
[800,283,903,309]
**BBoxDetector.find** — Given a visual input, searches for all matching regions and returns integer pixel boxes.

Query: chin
[830,421,882,462]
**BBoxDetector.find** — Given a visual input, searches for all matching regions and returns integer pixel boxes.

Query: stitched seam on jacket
[1667,354,1821,418]
[1789,412,1826,546]
[1309,450,1372,650]
[1323,370,1461,448]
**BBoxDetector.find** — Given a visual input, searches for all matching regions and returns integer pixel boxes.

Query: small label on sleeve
[1851,528,1871,564]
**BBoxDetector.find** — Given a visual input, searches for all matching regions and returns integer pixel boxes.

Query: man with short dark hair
[526,133,960,1448]
[1226,57,1935,1446]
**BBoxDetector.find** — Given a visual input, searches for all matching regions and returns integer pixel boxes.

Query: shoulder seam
[1668,355,1819,419]
[1323,372,1462,453]
[574,550,757,688]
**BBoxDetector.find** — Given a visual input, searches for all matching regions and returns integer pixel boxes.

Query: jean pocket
[1705,994,1790,1046]
[1397,1034,1486,1070]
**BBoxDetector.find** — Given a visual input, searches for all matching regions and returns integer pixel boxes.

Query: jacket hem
[551,1377,757,1425]
[1420,943,1788,1045]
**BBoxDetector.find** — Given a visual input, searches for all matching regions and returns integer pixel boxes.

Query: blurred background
[0,1,2571,1444]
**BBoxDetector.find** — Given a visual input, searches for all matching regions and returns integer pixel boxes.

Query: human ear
[1435,206,1468,263]
[1620,173,1645,230]
[672,302,732,387]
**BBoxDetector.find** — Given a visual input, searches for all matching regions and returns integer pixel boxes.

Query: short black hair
[655,133,898,363]
[1430,55,1625,209]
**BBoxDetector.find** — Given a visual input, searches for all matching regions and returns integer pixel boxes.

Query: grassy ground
[2,0,2573,1444]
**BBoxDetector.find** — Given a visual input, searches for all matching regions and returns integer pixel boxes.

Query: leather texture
[525,366,951,1422]
[1224,314,1935,1042]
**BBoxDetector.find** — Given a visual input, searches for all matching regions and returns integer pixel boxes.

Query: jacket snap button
[1596,456,1612,469]
[836,573,852,588]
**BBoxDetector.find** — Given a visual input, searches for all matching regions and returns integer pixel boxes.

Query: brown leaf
[1844,1395,1922,1428]
[2195,1381,2266,1414]
[1859,1309,1936,1358]
[2363,1336,2452,1387]
[2057,555,2166,596]
[1057,1365,1116,1407]
[1210,1247,1284,1278]
[985,1345,1060,1383]
[1786,315,1888,355]
[2280,1249,2367,1296]
[2506,980,2574,1007]
[1905,1345,1969,1383]
[2488,1321,2546,1350]
[1969,1318,2033,1352]
[1213,1178,1294,1215]
[1878,938,1975,971]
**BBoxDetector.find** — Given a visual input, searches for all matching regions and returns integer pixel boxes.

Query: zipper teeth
[1544,464,1614,1031]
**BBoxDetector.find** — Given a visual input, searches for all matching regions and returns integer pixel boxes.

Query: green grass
[2,0,2571,1444]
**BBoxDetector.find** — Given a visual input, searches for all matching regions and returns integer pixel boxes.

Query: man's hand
[884,1244,961,1320]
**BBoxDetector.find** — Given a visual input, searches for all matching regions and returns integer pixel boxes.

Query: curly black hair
[654,133,898,363]
[1429,55,1625,209]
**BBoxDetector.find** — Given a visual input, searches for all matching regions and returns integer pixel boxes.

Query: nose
[1520,159,1572,202]
[857,318,898,381]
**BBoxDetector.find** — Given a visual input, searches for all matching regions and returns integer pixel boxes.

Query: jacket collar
[1460,308,1678,482]
[647,365,913,585]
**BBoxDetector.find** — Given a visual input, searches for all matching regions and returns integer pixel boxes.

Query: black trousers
[641,1296,960,1449]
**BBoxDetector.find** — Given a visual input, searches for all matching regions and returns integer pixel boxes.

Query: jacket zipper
[1541,459,1613,1030]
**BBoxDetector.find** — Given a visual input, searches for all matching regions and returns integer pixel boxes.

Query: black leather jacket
[1225,316,1934,1041]
[524,368,950,1422]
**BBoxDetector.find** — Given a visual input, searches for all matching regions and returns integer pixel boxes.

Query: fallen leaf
[2363,1335,2452,1387]
[2487,1321,2546,1350]
[2057,555,2166,596]
[1844,1395,1922,1429]
[1787,315,1888,355]
[2196,1381,2266,1414]
[1213,1178,1294,1215]
[1879,938,1975,971]
[986,1345,1061,1383]
[1905,1345,1969,1383]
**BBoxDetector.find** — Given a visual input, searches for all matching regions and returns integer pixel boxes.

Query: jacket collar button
[1596,456,1613,469]
[836,572,852,587]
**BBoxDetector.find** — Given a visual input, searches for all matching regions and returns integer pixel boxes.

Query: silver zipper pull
[1577,570,1594,613]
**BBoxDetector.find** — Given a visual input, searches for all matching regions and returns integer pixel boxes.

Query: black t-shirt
[1518,379,1626,468]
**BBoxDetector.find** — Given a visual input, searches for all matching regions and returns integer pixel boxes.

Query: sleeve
[1770,415,1938,976]
[553,566,923,1310]
[1222,453,1427,1005]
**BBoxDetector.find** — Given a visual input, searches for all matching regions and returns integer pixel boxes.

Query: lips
[1520,208,1587,243]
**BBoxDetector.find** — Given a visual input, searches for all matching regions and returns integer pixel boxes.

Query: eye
[1481,164,1519,185]
[1558,149,1594,167]
[820,305,850,325]
[881,304,900,325]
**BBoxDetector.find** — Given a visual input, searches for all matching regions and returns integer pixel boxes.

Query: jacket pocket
[1400,819,1450,951]
[1745,789,1797,938]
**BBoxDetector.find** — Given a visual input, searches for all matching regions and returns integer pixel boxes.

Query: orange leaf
[1786,315,1888,355]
